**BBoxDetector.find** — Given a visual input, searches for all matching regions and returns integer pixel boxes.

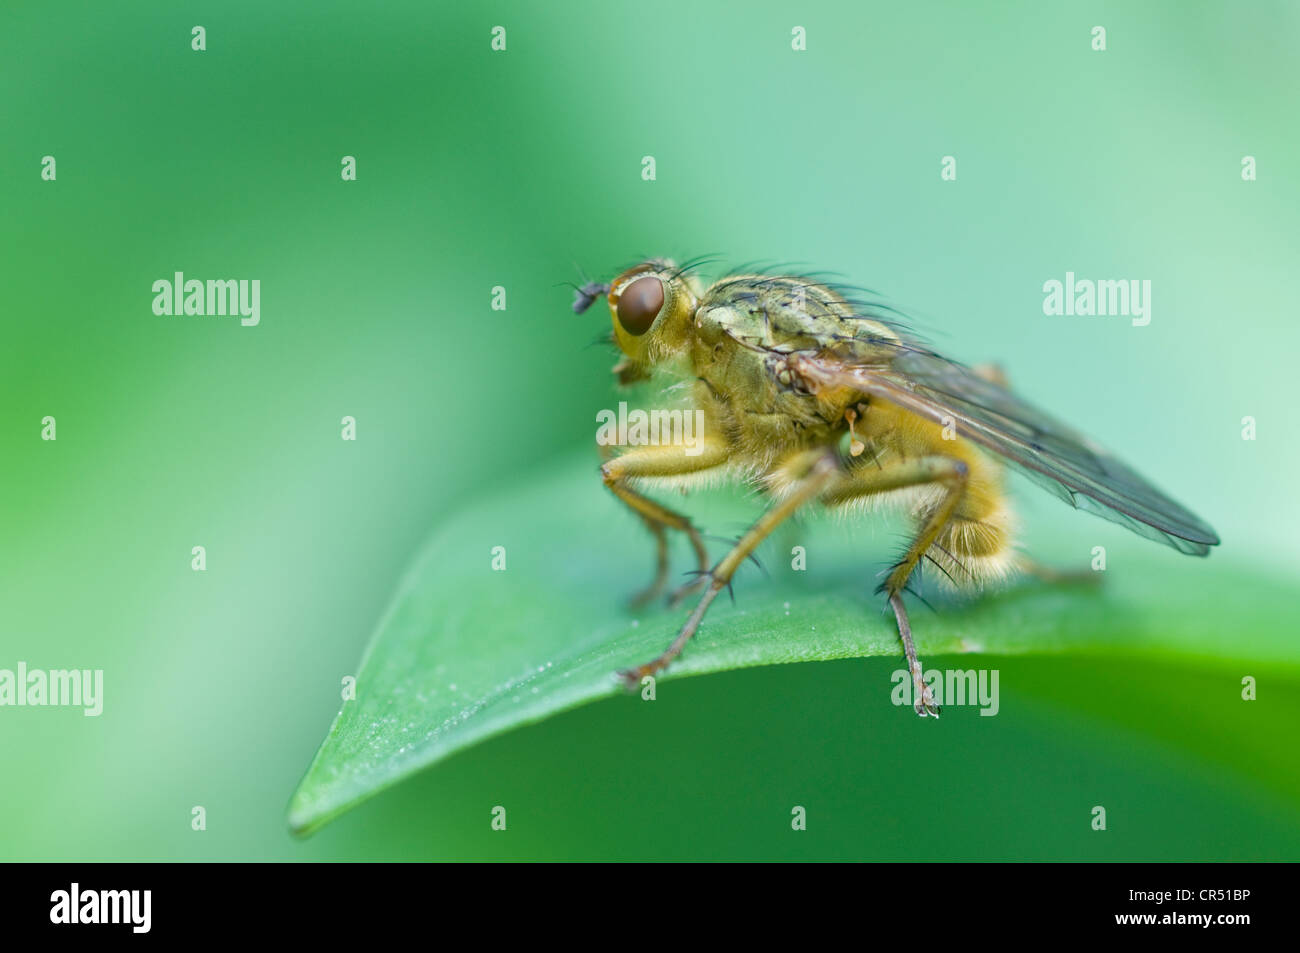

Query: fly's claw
[616,662,657,691]
[905,650,941,717]
[915,686,942,719]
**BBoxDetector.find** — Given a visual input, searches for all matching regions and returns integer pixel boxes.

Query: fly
[575,258,1219,716]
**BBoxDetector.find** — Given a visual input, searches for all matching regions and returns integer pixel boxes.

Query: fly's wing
[786,347,1220,556]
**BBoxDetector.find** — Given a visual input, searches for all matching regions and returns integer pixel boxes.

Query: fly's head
[575,258,702,385]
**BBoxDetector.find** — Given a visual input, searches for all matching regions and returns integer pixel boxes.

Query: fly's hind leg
[618,450,841,687]
[822,455,971,717]
[602,438,731,607]
[1013,555,1101,587]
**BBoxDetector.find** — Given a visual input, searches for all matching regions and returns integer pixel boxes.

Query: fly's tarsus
[889,592,940,718]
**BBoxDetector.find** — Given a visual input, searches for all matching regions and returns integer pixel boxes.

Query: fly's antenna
[568,262,611,314]
[573,281,611,314]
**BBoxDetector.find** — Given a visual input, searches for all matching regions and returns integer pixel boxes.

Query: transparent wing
[786,347,1220,556]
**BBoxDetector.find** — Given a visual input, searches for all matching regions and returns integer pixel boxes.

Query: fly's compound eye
[614,276,664,336]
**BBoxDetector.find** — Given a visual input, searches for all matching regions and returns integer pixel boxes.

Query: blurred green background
[2,0,1297,860]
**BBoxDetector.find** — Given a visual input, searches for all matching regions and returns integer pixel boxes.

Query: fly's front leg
[823,455,970,717]
[601,437,731,607]
[618,450,841,687]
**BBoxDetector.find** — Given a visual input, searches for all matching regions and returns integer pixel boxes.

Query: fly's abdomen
[928,450,1017,589]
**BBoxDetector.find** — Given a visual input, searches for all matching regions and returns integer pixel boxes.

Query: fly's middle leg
[617,450,841,688]
[822,455,971,717]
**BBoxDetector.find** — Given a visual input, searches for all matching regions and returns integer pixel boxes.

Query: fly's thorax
[606,260,703,378]
[690,318,780,413]
[689,318,852,459]
[695,275,900,356]
[689,276,893,436]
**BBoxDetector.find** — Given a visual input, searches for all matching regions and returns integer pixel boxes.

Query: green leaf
[288,453,1294,834]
